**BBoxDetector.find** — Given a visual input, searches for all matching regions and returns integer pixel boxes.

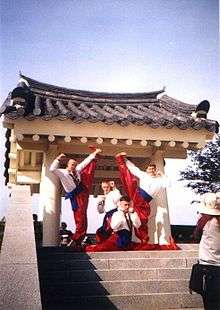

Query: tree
[180,135,220,194]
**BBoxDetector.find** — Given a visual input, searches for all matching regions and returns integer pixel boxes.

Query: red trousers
[116,155,150,243]
[72,159,97,244]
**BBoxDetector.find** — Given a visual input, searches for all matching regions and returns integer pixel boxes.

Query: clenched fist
[57,153,66,161]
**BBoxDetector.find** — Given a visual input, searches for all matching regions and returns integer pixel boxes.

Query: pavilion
[1,74,218,246]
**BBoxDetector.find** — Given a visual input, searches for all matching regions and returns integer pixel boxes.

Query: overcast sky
[0,0,219,225]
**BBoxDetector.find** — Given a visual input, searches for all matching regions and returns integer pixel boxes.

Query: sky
[0,0,219,226]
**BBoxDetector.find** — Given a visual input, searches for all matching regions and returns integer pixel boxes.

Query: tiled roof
[0,74,218,133]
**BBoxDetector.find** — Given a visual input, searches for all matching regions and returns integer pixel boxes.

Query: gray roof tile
[0,75,218,133]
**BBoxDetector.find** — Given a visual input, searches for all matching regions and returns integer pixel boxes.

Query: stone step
[38,243,199,252]
[38,246,201,309]
[40,279,193,298]
[38,257,197,272]
[177,244,199,250]
[42,292,203,310]
[39,267,192,282]
[37,249,199,260]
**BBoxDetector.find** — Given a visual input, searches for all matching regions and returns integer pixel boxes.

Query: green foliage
[180,135,220,194]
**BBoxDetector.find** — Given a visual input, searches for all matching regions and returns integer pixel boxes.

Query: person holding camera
[191,192,220,310]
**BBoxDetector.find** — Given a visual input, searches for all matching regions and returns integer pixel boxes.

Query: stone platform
[37,244,203,310]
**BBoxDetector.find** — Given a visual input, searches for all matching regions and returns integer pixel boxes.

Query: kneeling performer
[111,196,141,249]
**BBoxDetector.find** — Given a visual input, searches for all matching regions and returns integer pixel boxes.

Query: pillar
[150,150,172,244]
[8,130,18,185]
[40,145,61,246]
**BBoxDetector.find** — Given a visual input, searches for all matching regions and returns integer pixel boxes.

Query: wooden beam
[164,148,187,159]
[12,119,211,143]
[9,129,18,184]
[16,141,48,152]
[57,144,154,158]
[94,170,120,178]
[3,121,14,129]
[19,151,25,168]
[16,171,41,184]
[31,152,37,168]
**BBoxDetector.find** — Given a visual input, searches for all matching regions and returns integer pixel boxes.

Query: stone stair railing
[0,185,42,310]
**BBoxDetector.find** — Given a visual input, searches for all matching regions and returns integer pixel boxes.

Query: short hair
[120,195,130,203]
[61,222,67,229]
[101,180,110,185]
[67,158,77,164]
[33,214,38,221]
[147,163,156,169]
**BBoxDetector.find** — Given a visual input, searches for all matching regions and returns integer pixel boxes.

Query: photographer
[192,192,220,310]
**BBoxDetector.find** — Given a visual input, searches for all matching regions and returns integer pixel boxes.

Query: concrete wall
[0,185,42,310]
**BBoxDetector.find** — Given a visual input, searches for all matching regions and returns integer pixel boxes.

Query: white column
[150,150,171,244]
[40,145,61,246]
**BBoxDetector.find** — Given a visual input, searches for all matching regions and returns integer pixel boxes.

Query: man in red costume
[115,152,178,250]
[86,196,141,252]
[50,147,101,245]
[115,152,151,243]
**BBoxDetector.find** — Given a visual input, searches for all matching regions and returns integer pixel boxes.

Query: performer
[116,152,171,245]
[49,147,101,245]
[85,196,141,252]
[96,180,121,243]
[111,196,141,249]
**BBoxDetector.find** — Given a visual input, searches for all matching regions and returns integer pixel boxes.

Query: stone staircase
[37,244,203,310]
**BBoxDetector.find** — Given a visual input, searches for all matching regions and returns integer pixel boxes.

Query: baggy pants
[116,154,150,242]
[72,158,97,244]
[96,208,118,243]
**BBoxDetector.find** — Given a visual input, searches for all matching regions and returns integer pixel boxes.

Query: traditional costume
[124,159,171,245]
[86,206,141,252]
[96,188,121,243]
[111,208,141,249]
[116,153,174,245]
[50,153,97,244]
[115,154,151,243]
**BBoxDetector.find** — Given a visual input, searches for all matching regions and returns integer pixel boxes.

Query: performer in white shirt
[111,196,141,249]
[85,196,141,252]
[116,152,171,245]
[96,180,121,243]
[49,147,101,245]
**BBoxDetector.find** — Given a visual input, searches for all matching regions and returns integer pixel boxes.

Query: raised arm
[125,159,143,179]
[112,188,122,205]
[130,212,141,229]
[49,153,66,178]
[76,148,101,173]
